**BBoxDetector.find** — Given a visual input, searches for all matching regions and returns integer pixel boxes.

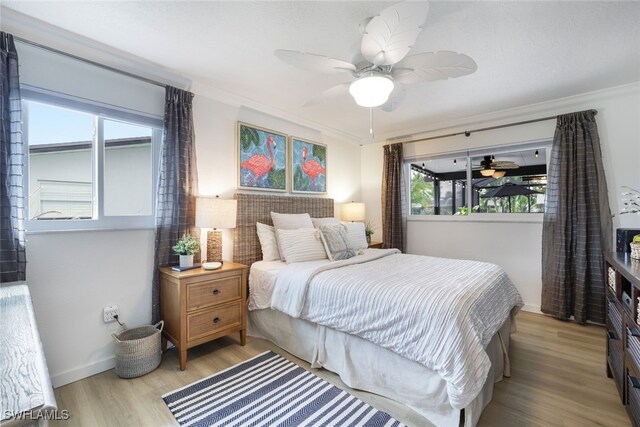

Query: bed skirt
[248,308,512,427]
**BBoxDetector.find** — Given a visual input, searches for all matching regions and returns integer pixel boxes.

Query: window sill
[25,227,155,236]
[408,213,543,224]
[25,217,155,234]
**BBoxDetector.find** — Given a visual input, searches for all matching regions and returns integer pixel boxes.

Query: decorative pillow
[276,228,328,263]
[270,212,314,230]
[343,222,368,252]
[318,224,356,261]
[271,212,314,260]
[256,222,280,261]
[312,217,341,228]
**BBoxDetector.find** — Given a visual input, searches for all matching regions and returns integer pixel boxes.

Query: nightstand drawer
[187,302,242,342]
[187,275,241,312]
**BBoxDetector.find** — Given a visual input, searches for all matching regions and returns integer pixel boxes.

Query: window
[409,143,549,217]
[23,91,162,231]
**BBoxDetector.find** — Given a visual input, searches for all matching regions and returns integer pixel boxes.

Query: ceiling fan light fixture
[349,74,394,107]
[492,170,506,178]
[480,168,495,177]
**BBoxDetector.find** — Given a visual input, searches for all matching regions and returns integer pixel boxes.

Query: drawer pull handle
[213,317,221,324]
[212,289,220,295]
[631,376,640,389]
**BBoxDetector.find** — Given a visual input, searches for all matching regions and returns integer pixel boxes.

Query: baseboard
[51,356,115,388]
[521,304,542,314]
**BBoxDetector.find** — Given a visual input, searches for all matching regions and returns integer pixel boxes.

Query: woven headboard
[233,193,334,266]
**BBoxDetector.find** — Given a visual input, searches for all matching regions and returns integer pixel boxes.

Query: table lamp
[196,196,237,264]
[341,202,365,222]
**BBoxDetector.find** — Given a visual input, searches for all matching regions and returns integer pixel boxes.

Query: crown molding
[1,7,190,89]
[380,81,640,144]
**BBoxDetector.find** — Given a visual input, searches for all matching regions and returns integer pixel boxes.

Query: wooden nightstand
[368,241,384,249]
[159,262,248,370]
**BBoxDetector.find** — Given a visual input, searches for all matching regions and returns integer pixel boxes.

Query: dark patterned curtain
[151,87,197,323]
[541,110,612,324]
[381,143,406,252]
[0,32,26,283]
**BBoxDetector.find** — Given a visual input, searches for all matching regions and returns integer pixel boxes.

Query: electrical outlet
[103,305,119,323]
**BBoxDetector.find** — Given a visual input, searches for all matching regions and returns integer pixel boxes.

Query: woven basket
[631,242,640,260]
[112,321,163,379]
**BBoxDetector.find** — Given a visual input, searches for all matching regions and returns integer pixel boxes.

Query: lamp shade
[341,202,365,222]
[349,74,394,107]
[480,168,495,177]
[196,197,237,229]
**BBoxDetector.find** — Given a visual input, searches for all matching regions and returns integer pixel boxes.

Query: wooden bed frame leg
[240,330,246,346]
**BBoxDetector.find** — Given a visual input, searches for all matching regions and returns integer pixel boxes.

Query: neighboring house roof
[29,136,151,154]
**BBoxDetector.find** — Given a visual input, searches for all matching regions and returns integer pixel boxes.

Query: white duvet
[269,249,523,409]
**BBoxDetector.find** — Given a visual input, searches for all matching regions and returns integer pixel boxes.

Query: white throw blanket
[270,250,523,409]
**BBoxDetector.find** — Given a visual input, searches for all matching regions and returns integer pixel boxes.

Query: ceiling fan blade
[492,161,520,170]
[393,51,477,84]
[361,1,429,66]
[380,82,406,112]
[303,83,351,107]
[275,50,356,74]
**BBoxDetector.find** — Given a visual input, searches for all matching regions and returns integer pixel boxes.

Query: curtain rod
[13,35,168,89]
[397,109,598,145]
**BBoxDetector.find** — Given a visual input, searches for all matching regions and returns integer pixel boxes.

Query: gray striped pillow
[276,228,328,263]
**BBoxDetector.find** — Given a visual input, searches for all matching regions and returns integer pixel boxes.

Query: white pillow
[343,222,368,252]
[311,217,341,228]
[256,222,280,261]
[271,212,314,260]
[271,212,314,230]
[318,224,356,261]
[276,228,328,263]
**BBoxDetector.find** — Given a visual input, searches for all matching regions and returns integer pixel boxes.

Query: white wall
[26,229,155,387]
[362,83,640,312]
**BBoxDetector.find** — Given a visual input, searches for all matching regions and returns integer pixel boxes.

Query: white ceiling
[4,1,640,143]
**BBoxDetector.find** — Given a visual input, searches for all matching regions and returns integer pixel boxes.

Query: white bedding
[265,250,523,410]
[248,260,289,310]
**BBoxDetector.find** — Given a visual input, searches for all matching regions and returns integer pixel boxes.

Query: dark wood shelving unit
[605,252,640,426]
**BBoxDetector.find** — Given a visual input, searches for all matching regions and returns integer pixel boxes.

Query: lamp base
[206,230,223,263]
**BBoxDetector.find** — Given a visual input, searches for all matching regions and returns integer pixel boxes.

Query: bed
[233,193,522,427]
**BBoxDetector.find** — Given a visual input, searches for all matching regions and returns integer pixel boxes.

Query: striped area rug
[162,351,407,427]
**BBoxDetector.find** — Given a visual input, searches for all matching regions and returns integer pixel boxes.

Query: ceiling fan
[473,155,520,178]
[274,0,477,113]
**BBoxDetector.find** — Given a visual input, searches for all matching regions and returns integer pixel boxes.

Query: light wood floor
[51,311,630,426]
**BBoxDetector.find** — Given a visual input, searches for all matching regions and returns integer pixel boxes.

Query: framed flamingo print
[290,137,327,194]
[237,122,288,192]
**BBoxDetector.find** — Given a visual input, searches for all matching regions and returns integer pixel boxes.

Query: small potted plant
[632,234,640,260]
[364,221,376,244]
[173,234,200,268]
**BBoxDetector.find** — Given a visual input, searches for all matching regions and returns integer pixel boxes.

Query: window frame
[405,139,552,223]
[22,86,163,233]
